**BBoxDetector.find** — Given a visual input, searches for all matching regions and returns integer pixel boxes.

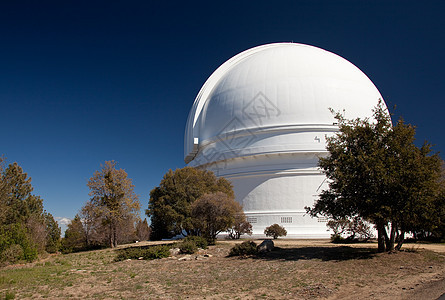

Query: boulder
[258,240,274,253]
[178,255,193,261]
[169,248,181,256]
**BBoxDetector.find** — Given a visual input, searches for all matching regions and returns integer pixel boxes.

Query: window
[247,217,257,224]
[281,217,292,223]
[318,216,328,223]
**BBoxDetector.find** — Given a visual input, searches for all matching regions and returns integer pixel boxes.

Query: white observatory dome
[185,43,386,237]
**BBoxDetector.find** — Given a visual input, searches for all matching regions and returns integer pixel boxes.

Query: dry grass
[0,240,444,299]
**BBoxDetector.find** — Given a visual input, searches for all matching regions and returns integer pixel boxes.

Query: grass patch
[0,241,443,299]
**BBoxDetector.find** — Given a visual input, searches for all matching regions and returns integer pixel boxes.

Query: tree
[1,162,36,224]
[327,217,373,242]
[87,161,140,248]
[191,192,243,242]
[0,159,59,261]
[79,200,102,247]
[264,224,287,239]
[44,212,61,253]
[62,215,86,253]
[307,101,443,252]
[135,218,151,241]
[147,167,234,240]
[227,211,252,239]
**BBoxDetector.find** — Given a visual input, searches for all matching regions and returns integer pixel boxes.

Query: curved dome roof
[185,43,385,164]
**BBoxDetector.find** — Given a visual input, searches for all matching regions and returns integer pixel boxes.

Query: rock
[203,254,212,258]
[138,257,143,260]
[178,255,192,261]
[258,240,274,253]
[169,248,181,256]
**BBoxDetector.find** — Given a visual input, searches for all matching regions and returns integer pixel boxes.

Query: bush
[179,240,198,254]
[1,244,24,264]
[115,245,170,261]
[183,236,208,249]
[330,234,345,243]
[264,224,287,239]
[229,241,258,256]
[327,218,373,242]
[0,223,38,262]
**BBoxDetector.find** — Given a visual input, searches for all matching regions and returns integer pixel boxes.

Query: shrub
[183,236,208,249]
[115,245,170,261]
[0,223,38,262]
[264,224,287,239]
[330,234,345,243]
[1,244,23,264]
[179,240,198,254]
[327,218,373,242]
[229,241,258,256]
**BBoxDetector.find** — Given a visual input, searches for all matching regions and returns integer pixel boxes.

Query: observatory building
[184,43,385,237]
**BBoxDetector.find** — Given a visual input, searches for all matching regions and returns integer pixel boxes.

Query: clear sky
[1,1,444,232]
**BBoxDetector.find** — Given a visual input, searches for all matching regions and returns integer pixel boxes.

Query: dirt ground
[1,239,444,299]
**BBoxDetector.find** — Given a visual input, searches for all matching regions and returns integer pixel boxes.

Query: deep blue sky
[1,1,444,231]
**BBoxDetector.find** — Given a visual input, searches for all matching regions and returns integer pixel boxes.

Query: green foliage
[264,224,287,239]
[147,167,234,240]
[176,236,209,254]
[115,245,170,261]
[307,101,444,252]
[61,215,86,254]
[229,241,258,256]
[44,212,61,253]
[0,223,38,262]
[1,244,23,264]
[0,159,60,262]
[183,235,208,249]
[3,291,15,300]
[178,240,198,254]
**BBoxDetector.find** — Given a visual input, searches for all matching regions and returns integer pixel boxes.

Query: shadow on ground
[256,246,377,261]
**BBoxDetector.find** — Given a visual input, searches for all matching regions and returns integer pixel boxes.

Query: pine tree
[87,161,140,248]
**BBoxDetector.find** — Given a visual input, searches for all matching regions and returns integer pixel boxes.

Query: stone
[178,255,192,261]
[258,240,274,253]
[169,248,181,256]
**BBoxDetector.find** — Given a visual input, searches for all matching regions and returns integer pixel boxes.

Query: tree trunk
[113,226,118,248]
[376,222,385,253]
[395,230,405,251]
[387,222,396,251]
[109,222,114,248]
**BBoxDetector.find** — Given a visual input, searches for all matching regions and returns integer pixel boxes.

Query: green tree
[147,167,233,240]
[1,162,37,224]
[61,215,86,253]
[307,101,443,252]
[191,192,243,242]
[0,159,57,261]
[44,212,61,253]
[87,161,140,248]
[264,224,287,239]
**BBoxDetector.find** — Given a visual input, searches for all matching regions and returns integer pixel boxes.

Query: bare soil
[1,239,444,299]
